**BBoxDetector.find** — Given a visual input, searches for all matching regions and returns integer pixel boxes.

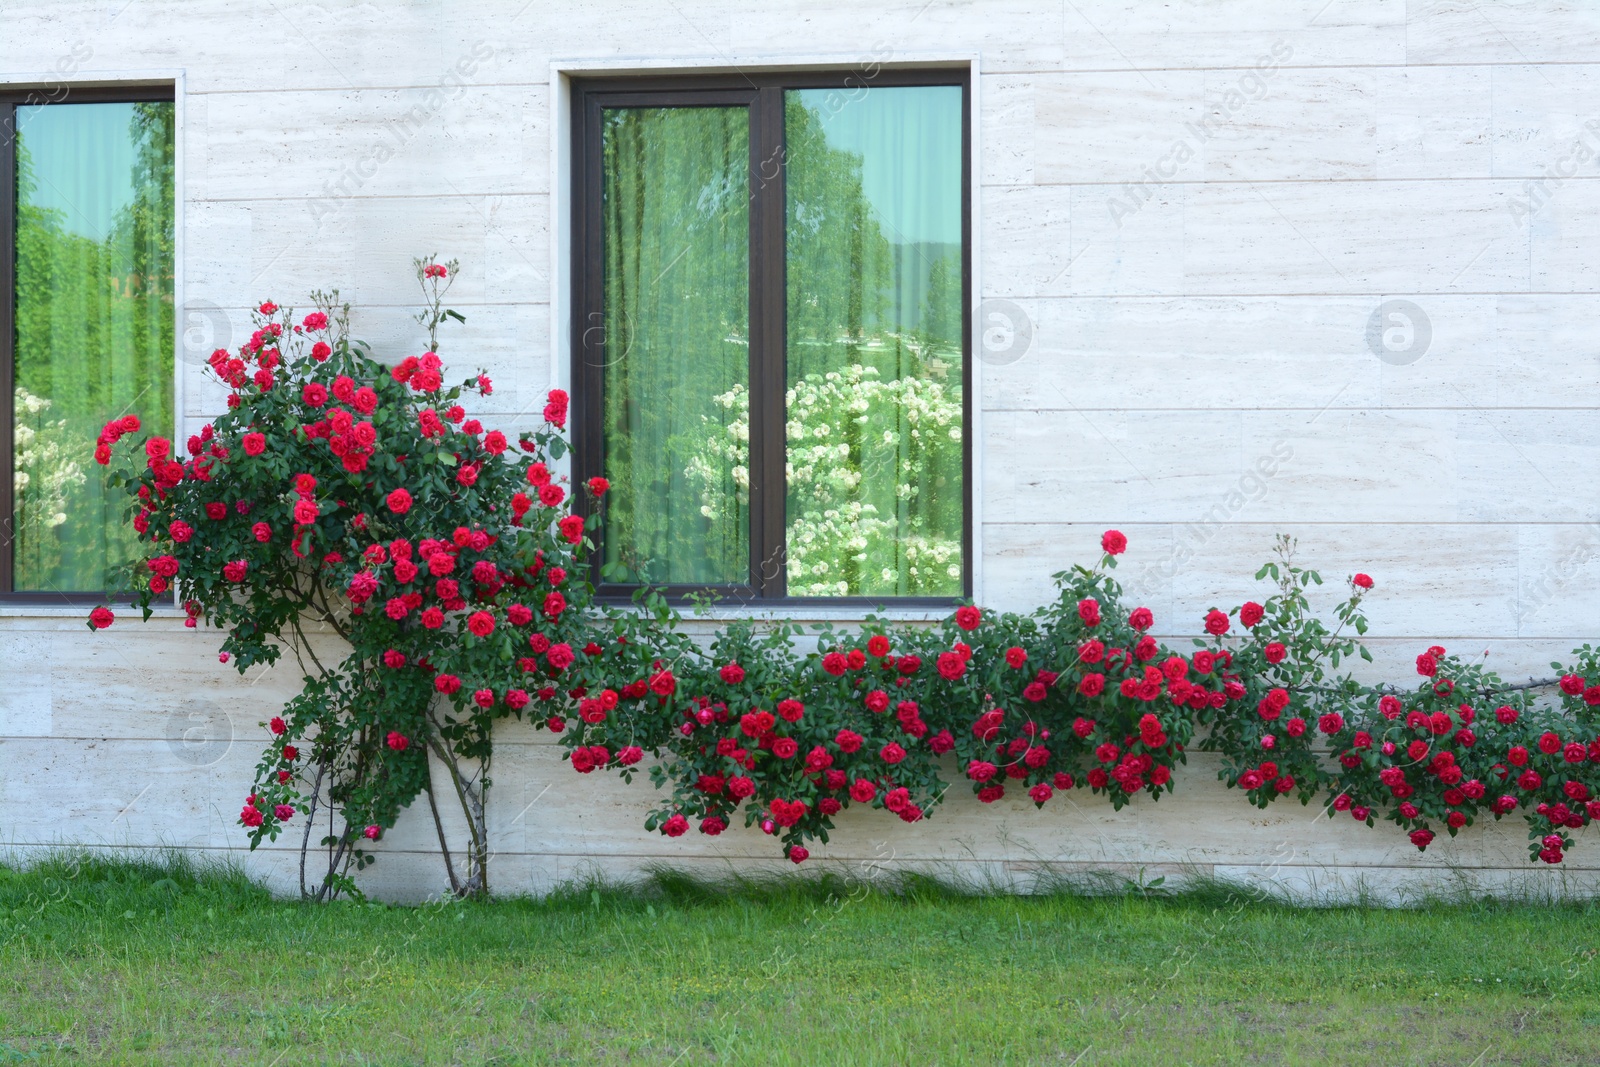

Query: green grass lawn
[3,854,1599,1066]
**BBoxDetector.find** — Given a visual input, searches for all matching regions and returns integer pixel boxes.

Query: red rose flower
[543,389,569,427]
[1203,609,1229,636]
[1100,529,1127,556]
[1264,642,1287,664]
[88,606,115,629]
[467,611,495,637]
[1352,572,1373,589]
[955,605,982,631]
[386,731,409,751]
[662,814,689,837]
[880,742,906,765]
[1239,602,1264,627]
[1128,606,1153,631]
[1077,598,1101,628]
[832,728,864,754]
[937,652,966,680]
[387,488,412,514]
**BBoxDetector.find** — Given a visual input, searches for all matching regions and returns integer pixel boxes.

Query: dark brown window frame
[0,82,176,604]
[570,68,972,608]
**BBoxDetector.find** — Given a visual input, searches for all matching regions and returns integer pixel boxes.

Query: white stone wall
[4,0,1600,899]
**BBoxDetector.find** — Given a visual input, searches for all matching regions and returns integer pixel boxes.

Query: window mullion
[0,103,15,594]
[748,86,788,599]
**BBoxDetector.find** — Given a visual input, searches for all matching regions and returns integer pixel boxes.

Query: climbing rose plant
[89,261,602,899]
[87,264,1600,895]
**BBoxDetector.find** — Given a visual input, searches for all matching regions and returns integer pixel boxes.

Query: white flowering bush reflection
[12,387,86,582]
[688,364,963,597]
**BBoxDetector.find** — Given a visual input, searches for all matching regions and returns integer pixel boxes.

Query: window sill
[0,602,186,620]
[622,602,956,628]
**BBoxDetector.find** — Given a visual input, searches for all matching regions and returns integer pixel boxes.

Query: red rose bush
[86,265,1600,896]
[89,261,599,899]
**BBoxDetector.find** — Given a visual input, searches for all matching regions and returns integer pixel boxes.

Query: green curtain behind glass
[784,86,964,598]
[601,106,750,586]
[13,100,174,593]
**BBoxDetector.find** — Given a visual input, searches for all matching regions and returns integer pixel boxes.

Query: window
[1,88,174,600]
[572,70,969,604]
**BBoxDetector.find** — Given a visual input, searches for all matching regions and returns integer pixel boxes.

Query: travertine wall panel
[3,0,1598,899]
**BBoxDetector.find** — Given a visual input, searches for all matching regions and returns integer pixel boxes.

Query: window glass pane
[784,86,963,597]
[13,100,174,593]
[601,106,750,586]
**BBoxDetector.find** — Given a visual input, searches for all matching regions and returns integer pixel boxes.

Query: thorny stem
[413,255,459,353]
[298,762,324,899]
[425,779,463,896]
[425,713,489,899]
[1300,677,1565,698]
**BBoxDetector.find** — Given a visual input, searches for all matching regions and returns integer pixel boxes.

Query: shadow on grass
[8,847,1600,922]
[0,846,272,913]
